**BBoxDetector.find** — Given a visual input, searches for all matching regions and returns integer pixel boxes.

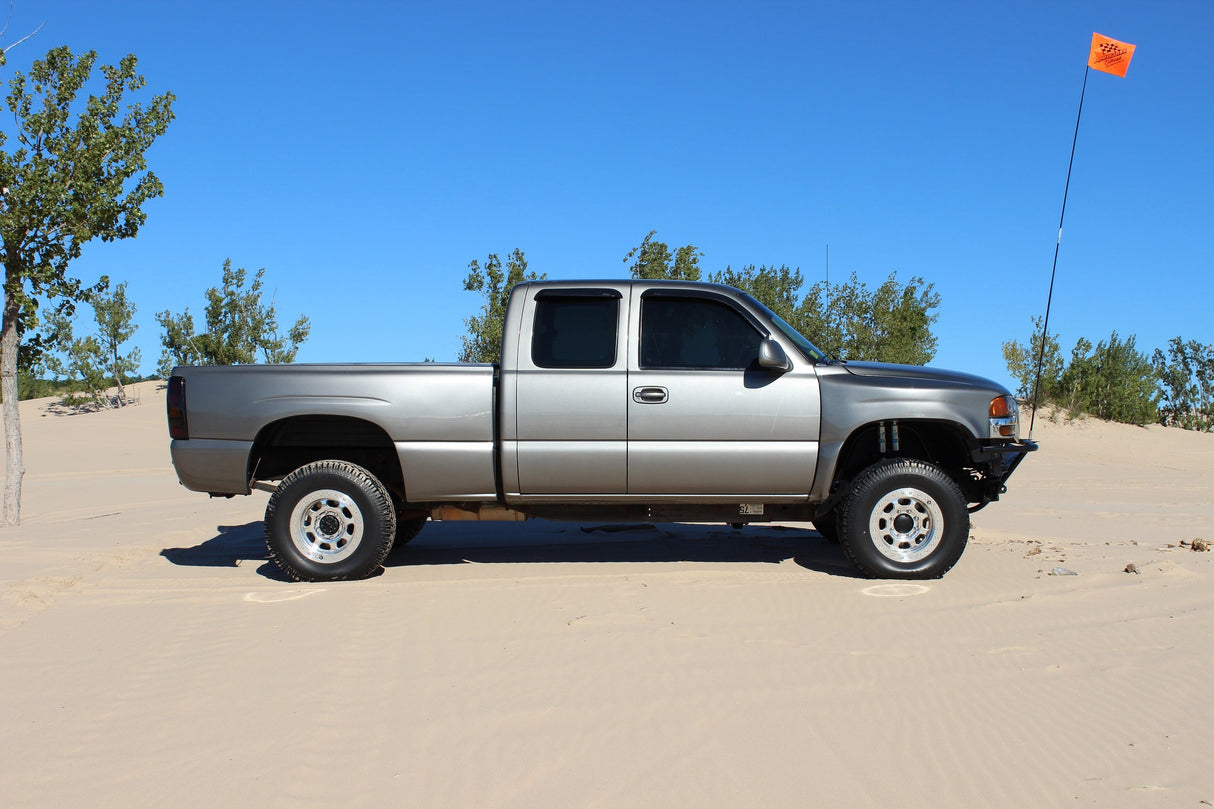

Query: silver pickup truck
[167,279,1035,582]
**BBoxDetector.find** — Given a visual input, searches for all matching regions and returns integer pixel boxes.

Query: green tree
[41,307,108,407]
[708,264,803,323]
[155,260,311,377]
[795,272,940,364]
[0,46,174,525]
[42,279,141,407]
[1153,337,1213,431]
[864,273,940,365]
[15,369,53,400]
[624,230,702,281]
[1002,316,1064,401]
[1059,332,1158,425]
[628,237,941,363]
[456,236,941,371]
[1004,323,1159,426]
[459,249,544,363]
[91,280,140,404]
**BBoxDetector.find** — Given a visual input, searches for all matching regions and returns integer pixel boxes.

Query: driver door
[626,290,820,496]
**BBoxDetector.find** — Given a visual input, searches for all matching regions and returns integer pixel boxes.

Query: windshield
[741,294,831,363]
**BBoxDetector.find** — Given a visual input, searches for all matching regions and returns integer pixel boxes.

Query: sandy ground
[2,381,1212,808]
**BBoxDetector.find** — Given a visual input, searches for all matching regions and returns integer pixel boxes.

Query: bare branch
[2,16,47,56]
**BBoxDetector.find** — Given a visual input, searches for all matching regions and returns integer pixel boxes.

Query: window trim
[534,288,622,300]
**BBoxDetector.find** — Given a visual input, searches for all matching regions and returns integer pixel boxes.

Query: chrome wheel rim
[868,487,944,563]
[289,489,364,564]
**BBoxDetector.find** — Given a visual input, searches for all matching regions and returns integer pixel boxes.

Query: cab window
[531,292,620,368]
[640,295,763,370]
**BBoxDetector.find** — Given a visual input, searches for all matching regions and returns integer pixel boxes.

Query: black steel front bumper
[968,439,1039,508]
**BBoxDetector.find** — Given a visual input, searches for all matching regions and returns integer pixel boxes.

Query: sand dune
[2,382,1211,807]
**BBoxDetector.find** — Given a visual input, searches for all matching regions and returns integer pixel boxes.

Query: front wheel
[838,459,969,579]
[264,461,397,582]
[812,511,839,544]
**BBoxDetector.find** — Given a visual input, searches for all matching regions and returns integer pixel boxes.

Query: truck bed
[169,363,497,498]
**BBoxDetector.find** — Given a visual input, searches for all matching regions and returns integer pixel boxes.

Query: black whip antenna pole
[1029,66,1090,440]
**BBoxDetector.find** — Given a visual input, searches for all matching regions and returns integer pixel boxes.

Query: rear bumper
[170,439,254,495]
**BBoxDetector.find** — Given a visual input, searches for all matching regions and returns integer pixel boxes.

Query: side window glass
[532,295,619,368]
[641,296,762,370]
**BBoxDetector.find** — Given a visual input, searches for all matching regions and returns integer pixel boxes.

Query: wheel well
[248,416,405,500]
[830,421,977,503]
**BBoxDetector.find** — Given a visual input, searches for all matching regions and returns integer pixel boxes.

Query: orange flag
[1088,32,1136,77]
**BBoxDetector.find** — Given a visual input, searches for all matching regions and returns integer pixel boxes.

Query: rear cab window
[531,289,622,369]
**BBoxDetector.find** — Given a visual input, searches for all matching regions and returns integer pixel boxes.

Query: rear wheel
[838,459,968,579]
[264,461,397,582]
[389,496,427,548]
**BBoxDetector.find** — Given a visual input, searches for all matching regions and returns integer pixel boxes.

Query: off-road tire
[812,511,840,544]
[838,459,969,579]
[393,515,427,546]
[264,461,397,582]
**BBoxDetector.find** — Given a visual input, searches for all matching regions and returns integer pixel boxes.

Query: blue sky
[4,0,1211,389]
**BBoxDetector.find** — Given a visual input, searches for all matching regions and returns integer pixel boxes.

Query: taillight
[167,376,189,440]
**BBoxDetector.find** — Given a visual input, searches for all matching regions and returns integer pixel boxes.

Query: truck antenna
[1029,66,1089,441]
[1029,33,1136,440]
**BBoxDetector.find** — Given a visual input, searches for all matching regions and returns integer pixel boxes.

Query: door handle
[632,386,668,404]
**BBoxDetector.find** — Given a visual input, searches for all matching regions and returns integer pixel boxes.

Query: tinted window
[641,296,762,370]
[532,296,619,368]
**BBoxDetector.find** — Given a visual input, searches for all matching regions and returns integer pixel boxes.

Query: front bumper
[968,439,1038,508]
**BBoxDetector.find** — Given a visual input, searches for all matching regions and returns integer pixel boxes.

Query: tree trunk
[111,347,127,407]
[2,287,23,526]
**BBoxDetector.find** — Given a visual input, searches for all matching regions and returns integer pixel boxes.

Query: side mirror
[758,339,792,372]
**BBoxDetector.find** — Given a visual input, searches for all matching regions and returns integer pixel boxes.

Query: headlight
[989,395,1019,439]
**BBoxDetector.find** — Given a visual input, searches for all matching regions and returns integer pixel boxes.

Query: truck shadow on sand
[161,520,861,581]
[160,522,273,569]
